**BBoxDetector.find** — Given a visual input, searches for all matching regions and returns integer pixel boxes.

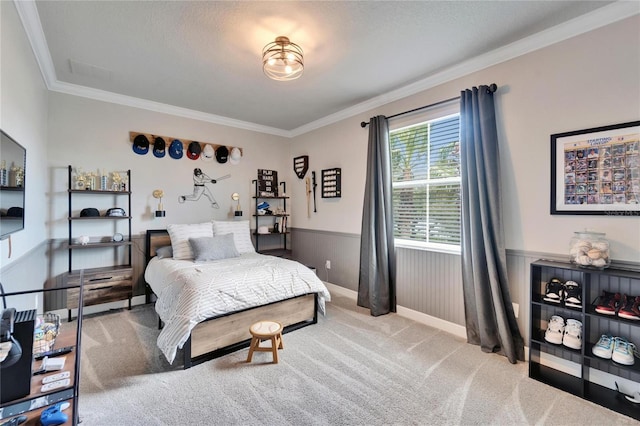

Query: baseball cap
[153,137,166,158]
[105,207,126,217]
[229,147,242,165]
[132,134,149,155]
[6,207,23,217]
[80,207,100,217]
[201,144,215,162]
[187,141,202,160]
[169,139,183,159]
[216,146,229,163]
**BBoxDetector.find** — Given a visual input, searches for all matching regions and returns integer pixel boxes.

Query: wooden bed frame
[144,229,318,369]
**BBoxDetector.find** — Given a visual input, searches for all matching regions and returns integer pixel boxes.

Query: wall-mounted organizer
[321,168,341,198]
[128,131,243,160]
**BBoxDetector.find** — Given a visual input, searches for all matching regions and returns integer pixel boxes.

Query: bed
[144,221,331,369]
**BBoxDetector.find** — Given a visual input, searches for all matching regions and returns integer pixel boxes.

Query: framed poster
[551,121,640,215]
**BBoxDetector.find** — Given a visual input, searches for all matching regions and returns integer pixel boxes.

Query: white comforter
[144,253,331,363]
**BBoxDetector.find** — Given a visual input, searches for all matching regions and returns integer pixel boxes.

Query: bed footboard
[183,293,318,368]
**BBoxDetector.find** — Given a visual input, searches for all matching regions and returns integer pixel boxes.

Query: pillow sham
[155,245,173,259]
[212,220,255,254]
[189,234,240,262]
[167,222,214,260]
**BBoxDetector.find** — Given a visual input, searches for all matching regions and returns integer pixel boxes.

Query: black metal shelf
[67,165,132,271]
[252,179,289,254]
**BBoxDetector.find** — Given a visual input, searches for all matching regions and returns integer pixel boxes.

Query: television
[0,130,26,240]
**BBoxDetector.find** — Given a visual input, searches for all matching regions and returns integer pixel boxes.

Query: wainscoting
[291,228,640,344]
[3,229,637,345]
[292,228,464,327]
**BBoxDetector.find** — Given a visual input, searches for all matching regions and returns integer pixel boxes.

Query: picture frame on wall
[551,120,640,216]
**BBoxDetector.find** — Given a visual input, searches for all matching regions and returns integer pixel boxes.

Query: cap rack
[128,131,243,156]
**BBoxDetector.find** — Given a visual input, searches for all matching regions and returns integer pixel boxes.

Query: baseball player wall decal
[178,168,230,208]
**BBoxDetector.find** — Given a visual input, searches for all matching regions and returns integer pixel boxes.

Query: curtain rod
[360,83,497,128]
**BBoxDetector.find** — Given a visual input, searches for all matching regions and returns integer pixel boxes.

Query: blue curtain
[358,116,396,316]
[460,85,524,363]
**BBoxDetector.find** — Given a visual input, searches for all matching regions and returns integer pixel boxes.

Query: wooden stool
[246,320,283,364]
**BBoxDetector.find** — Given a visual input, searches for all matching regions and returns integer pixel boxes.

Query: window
[390,110,461,252]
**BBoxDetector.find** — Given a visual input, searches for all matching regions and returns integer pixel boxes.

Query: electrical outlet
[325,260,331,269]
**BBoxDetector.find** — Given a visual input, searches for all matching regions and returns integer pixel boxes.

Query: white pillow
[212,220,255,254]
[167,222,214,260]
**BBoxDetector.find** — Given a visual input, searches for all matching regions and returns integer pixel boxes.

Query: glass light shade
[262,36,304,81]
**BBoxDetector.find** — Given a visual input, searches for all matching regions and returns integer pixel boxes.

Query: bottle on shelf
[0,160,7,186]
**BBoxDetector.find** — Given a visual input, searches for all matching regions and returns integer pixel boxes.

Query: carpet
[77,293,635,425]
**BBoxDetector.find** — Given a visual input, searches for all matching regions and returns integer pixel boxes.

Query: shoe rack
[529,259,640,420]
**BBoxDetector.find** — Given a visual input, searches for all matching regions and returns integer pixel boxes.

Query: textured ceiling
[31,1,621,133]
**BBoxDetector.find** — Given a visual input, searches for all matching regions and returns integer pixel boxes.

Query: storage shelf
[68,241,132,249]
[258,248,292,258]
[69,216,131,220]
[530,259,640,421]
[529,363,583,396]
[68,189,130,195]
[252,196,289,199]
[67,165,132,314]
[0,186,24,191]
[253,178,289,255]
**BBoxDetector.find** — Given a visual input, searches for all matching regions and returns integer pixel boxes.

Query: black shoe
[564,280,582,308]
[544,278,564,304]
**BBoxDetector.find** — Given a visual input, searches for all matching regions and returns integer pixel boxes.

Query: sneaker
[562,319,582,349]
[544,315,565,345]
[544,278,564,304]
[563,281,582,308]
[592,334,614,359]
[612,337,638,366]
[618,295,640,321]
[594,291,621,315]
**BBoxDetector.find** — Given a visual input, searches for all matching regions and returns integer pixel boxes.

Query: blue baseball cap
[153,137,166,158]
[169,139,183,159]
[132,134,149,155]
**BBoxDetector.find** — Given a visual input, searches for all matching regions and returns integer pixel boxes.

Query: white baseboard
[324,282,467,340]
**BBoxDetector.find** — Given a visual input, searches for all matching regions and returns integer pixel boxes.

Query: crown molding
[13,0,55,88]
[47,80,292,137]
[15,0,639,139]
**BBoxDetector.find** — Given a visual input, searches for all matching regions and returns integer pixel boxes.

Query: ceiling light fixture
[262,36,304,81]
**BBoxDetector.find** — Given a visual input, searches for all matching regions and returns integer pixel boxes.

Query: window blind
[391,114,461,247]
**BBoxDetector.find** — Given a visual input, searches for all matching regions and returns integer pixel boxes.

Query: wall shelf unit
[65,166,133,320]
[252,179,290,258]
[529,259,640,421]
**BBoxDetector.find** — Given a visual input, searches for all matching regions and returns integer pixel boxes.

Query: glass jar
[570,231,610,269]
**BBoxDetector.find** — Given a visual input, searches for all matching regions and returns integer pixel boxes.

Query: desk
[1,323,77,425]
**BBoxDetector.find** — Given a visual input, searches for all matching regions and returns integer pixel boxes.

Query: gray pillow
[155,245,173,259]
[189,234,240,262]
